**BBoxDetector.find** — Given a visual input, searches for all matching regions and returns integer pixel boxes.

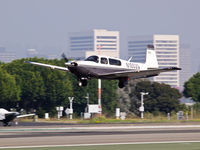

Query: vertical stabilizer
[145,45,158,69]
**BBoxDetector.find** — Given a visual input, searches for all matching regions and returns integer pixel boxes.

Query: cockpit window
[109,58,121,66]
[85,55,99,63]
[101,57,108,64]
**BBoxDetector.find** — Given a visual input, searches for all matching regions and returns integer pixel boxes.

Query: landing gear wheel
[78,81,82,87]
[3,122,9,126]
[118,81,125,88]
[118,78,128,88]
[77,80,88,87]
[82,80,87,86]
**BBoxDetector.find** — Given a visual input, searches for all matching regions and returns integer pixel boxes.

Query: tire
[82,80,87,86]
[78,81,82,87]
[77,80,87,87]
[118,81,125,88]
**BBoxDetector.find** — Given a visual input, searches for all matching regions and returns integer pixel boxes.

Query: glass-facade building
[0,52,16,63]
[128,35,180,88]
[179,44,192,91]
[68,29,119,59]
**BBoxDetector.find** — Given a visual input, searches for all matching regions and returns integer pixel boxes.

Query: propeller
[61,53,69,62]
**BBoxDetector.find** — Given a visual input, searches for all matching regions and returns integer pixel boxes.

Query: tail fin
[145,45,158,69]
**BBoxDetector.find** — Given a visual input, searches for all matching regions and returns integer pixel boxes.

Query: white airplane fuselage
[66,58,147,80]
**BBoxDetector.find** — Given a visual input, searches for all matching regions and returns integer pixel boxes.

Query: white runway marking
[1,125,200,132]
[0,141,200,149]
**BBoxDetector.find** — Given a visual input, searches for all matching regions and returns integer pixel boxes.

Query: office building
[27,49,38,57]
[68,29,119,59]
[179,44,192,90]
[128,34,179,87]
[27,49,48,58]
[0,52,16,63]
[0,46,6,53]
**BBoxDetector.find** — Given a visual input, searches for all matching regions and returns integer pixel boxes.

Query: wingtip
[24,61,30,63]
[175,67,182,70]
[171,67,181,70]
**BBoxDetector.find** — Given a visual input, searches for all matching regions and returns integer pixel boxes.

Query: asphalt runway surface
[1,122,200,148]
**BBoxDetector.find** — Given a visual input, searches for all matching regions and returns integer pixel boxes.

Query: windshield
[85,55,99,63]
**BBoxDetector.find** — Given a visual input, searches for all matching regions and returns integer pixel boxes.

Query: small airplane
[25,45,181,88]
[0,108,35,126]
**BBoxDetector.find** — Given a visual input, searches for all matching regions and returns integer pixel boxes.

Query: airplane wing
[98,67,181,79]
[25,61,69,72]
[16,114,35,118]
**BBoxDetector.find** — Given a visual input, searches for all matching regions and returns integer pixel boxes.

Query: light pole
[85,93,89,105]
[97,45,102,116]
[98,79,102,115]
[139,92,149,119]
[68,97,74,120]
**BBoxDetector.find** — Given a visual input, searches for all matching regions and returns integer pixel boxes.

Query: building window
[100,48,116,50]
[156,44,177,47]
[156,48,177,50]
[155,40,177,43]
[70,44,93,47]
[158,63,178,65]
[128,45,149,48]
[128,48,146,51]
[71,48,93,51]
[70,36,93,40]
[71,40,93,44]
[157,55,177,58]
[157,52,177,54]
[85,56,99,63]
[96,44,117,46]
[157,59,177,61]
[97,40,116,43]
[128,40,153,44]
[97,36,117,39]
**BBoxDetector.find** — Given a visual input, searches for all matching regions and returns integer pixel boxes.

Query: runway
[1,123,200,148]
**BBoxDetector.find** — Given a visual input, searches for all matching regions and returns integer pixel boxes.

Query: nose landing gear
[77,79,88,87]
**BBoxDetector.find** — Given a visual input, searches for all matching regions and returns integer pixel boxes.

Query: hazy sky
[0,0,200,72]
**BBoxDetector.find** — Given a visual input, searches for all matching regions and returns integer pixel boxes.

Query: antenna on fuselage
[127,56,133,62]
[61,53,69,62]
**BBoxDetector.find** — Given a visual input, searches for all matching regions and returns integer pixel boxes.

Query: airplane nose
[65,61,78,67]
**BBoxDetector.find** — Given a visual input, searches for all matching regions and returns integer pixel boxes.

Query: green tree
[184,72,200,102]
[118,80,182,115]
[101,80,118,115]
[0,67,20,109]
[68,78,118,116]
[2,58,73,116]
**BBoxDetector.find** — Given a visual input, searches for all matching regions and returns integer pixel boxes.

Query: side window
[101,57,108,64]
[85,56,99,63]
[109,58,121,66]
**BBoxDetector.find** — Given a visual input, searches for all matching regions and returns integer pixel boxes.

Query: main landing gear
[3,122,10,126]
[118,78,128,88]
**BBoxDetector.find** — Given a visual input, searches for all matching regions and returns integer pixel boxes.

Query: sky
[0,0,200,72]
